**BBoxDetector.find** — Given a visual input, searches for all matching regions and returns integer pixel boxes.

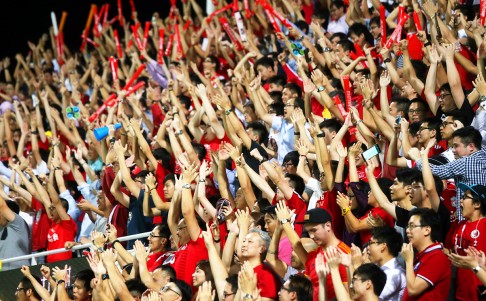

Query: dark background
[0,0,205,59]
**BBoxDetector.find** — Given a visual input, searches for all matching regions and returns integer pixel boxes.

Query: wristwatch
[473,265,482,274]
[341,207,350,216]
[182,183,191,189]
[242,294,254,300]
[318,86,325,92]
[323,47,331,52]
[479,95,486,104]
[280,218,289,225]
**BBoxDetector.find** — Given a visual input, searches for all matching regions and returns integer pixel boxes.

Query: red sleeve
[282,64,304,88]
[155,162,167,200]
[416,252,451,286]
[374,207,395,227]
[102,166,116,205]
[151,103,165,135]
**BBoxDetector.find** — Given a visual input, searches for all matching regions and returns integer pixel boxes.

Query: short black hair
[269,102,285,116]
[226,275,238,293]
[283,151,299,167]
[452,126,482,150]
[125,279,147,297]
[369,16,380,27]
[348,23,374,46]
[422,117,442,141]
[20,275,42,300]
[285,173,305,196]
[154,224,171,249]
[157,265,177,280]
[319,118,342,134]
[191,142,208,161]
[409,207,441,242]
[206,55,221,71]
[293,97,305,111]
[377,178,393,202]
[268,75,286,87]
[153,147,172,171]
[288,274,313,301]
[442,110,468,126]
[371,226,403,257]
[254,57,275,73]
[284,83,302,98]
[354,263,387,296]
[396,168,421,186]
[173,279,193,301]
[391,97,410,116]
[76,269,95,291]
[337,39,355,53]
[247,122,269,144]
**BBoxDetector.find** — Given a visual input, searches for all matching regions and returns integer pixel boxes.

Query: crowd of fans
[2,0,486,300]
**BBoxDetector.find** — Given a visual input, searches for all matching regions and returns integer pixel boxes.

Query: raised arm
[180,161,201,242]
[365,160,397,219]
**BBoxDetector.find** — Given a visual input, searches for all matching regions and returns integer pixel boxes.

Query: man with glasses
[278,274,313,301]
[160,279,192,301]
[367,226,405,301]
[401,208,451,301]
[407,99,429,124]
[14,275,43,301]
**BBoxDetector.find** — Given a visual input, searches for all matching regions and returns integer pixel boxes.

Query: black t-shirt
[242,141,268,173]
[127,190,154,249]
[436,97,475,126]
[395,203,450,243]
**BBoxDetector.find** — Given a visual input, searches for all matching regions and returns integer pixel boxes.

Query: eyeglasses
[461,194,475,201]
[369,26,378,30]
[408,109,424,114]
[440,121,454,128]
[283,162,294,168]
[284,103,296,108]
[281,286,293,292]
[418,127,433,132]
[149,232,164,238]
[406,224,425,229]
[176,226,187,231]
[438,93,451,100]
[161,285,181,296]
[15,287,26,292]
[223,292,236,299]
[351,277,364,284]
[368,240,383,246]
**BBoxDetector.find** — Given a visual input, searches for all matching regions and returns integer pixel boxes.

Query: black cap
[296,208,332,224]
[458,183,486,201]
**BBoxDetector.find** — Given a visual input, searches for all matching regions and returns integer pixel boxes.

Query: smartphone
[216,198,230,223]
[362,144,381,161]
[396,115,402,124]
[32,94,39,108]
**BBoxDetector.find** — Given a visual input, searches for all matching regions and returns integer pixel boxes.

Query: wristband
[294,132,300,136]
[57,280,65,285]
[31,130,38,134]
[225,109,232,116]
[112,240,121,247]
[384,58,392,63]
[109,137,116,143]
[260,157,268,163]
[213,238,221,243]
[357,119,364,124]
[316,132,325,138]
[423,41,431,47]
[199,179,206,183]
[102,273,110,280]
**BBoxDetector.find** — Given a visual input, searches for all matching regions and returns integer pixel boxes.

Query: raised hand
[380,70,390,87]
[315,253,330,279]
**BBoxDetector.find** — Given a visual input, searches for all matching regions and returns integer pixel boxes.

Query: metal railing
[1,232,150,265]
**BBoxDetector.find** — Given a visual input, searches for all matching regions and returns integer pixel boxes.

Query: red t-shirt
[109,204,129,244]
[453,218,486,301]
[254,264,281,299]
[167,232,209,288]
[272,192,307,236]
[147,251,170,272]
[305,242,350,301]
[31,197,50,251]
[153,162,170,224]
[359,207,394,244]
[315,189,344,240]
[46,218,77,263]
[402,243,451,301]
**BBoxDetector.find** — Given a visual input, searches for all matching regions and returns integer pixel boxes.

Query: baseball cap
[457,183,486,201]
[296,208,332,224]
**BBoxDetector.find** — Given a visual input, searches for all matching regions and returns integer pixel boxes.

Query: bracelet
[424,41,431,47]
[199,179,206,183]
[260,157,268,163]
[384,58,392,63]
[267,250,276,254]
[299,155,307,158]
[357,119,364,124]
[316,132,325,138]
[112,240,121,247]
[225,109,232,116]
[31,130,38,134]
[294,132,300,136]
[182,183,191,189]
[55,167,61,171]
[57,280,65,285]
[213,238,221,243]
